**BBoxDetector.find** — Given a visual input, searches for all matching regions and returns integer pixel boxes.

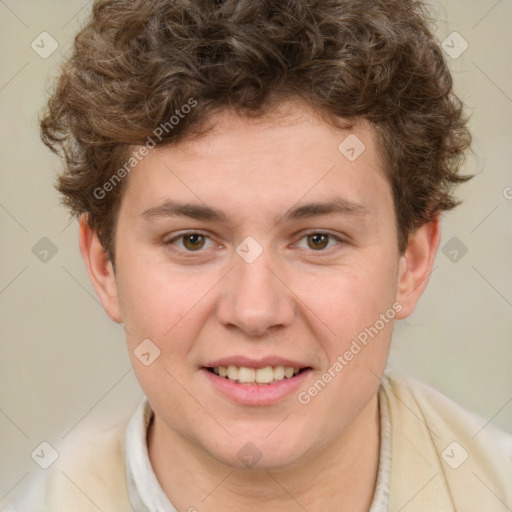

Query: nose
[216,251,295,337]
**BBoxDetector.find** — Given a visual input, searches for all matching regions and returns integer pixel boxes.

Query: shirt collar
[125,398,177,512]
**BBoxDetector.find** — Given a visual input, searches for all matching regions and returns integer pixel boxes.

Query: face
[82,102,438,470]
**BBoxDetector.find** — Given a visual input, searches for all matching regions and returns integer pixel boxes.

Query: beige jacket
[3,373,512,511]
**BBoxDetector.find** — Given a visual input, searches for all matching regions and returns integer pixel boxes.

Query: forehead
[120,103,392,225]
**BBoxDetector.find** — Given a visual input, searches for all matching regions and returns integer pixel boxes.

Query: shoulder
[1,419,133,512]
[384,371,512,457]
[381,371,512,510]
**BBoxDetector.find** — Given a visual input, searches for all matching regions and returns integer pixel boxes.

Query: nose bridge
[217,246,294,336]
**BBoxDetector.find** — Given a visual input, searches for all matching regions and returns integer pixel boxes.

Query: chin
[203,430,311,472]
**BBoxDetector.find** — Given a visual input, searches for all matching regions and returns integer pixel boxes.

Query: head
[41,0,471,470]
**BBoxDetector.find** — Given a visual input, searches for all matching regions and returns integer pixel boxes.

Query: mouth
[205,365,311,385]
[201,358,313,405]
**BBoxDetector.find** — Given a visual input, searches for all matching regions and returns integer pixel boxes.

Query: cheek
[291,255,399,351]
[290,258,399,420]
[116,264,207,402]
[115,255,218,352]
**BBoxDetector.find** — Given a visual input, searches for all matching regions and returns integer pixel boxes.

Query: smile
[202,359,312,405]
[207,365,308,384]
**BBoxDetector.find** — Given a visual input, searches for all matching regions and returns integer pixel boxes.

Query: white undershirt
[125,388,391,512]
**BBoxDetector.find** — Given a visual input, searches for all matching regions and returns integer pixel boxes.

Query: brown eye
[164,232,216,254]
[307,233,329,250]
[182,233,206,251]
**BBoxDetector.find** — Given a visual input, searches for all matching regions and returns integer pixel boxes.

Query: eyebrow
[140,197,370,225]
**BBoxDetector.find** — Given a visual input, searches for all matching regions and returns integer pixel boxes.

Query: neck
[147,394,380,512]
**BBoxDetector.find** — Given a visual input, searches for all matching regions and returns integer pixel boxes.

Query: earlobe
[78,214,123,323]
[395,215,441,319]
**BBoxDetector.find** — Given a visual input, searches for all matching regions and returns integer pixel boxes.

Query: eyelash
[163,231,346,256]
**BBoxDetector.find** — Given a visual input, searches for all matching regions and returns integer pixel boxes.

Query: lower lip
[201,368,312,406]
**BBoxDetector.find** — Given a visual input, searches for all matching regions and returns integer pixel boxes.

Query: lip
[201,366,312,406]
[203,355,310,369]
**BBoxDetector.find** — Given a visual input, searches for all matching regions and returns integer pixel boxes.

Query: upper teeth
[213,365,301,384]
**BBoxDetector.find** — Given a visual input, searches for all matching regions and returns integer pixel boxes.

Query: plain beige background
[1,0,511,503]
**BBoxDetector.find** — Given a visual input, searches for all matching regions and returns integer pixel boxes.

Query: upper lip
[203,356,311,369]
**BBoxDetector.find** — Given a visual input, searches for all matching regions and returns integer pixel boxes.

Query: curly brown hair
[41,0,472,261]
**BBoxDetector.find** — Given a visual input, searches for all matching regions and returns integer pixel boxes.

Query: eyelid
[163,229,347,255]
[292,230,347,251]
[163,230,218,252]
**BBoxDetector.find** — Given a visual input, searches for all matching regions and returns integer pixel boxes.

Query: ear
[78,213,122,323]
[395,214,441,319]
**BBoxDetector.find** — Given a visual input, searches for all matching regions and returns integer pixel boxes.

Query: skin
[79,101,440,512]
